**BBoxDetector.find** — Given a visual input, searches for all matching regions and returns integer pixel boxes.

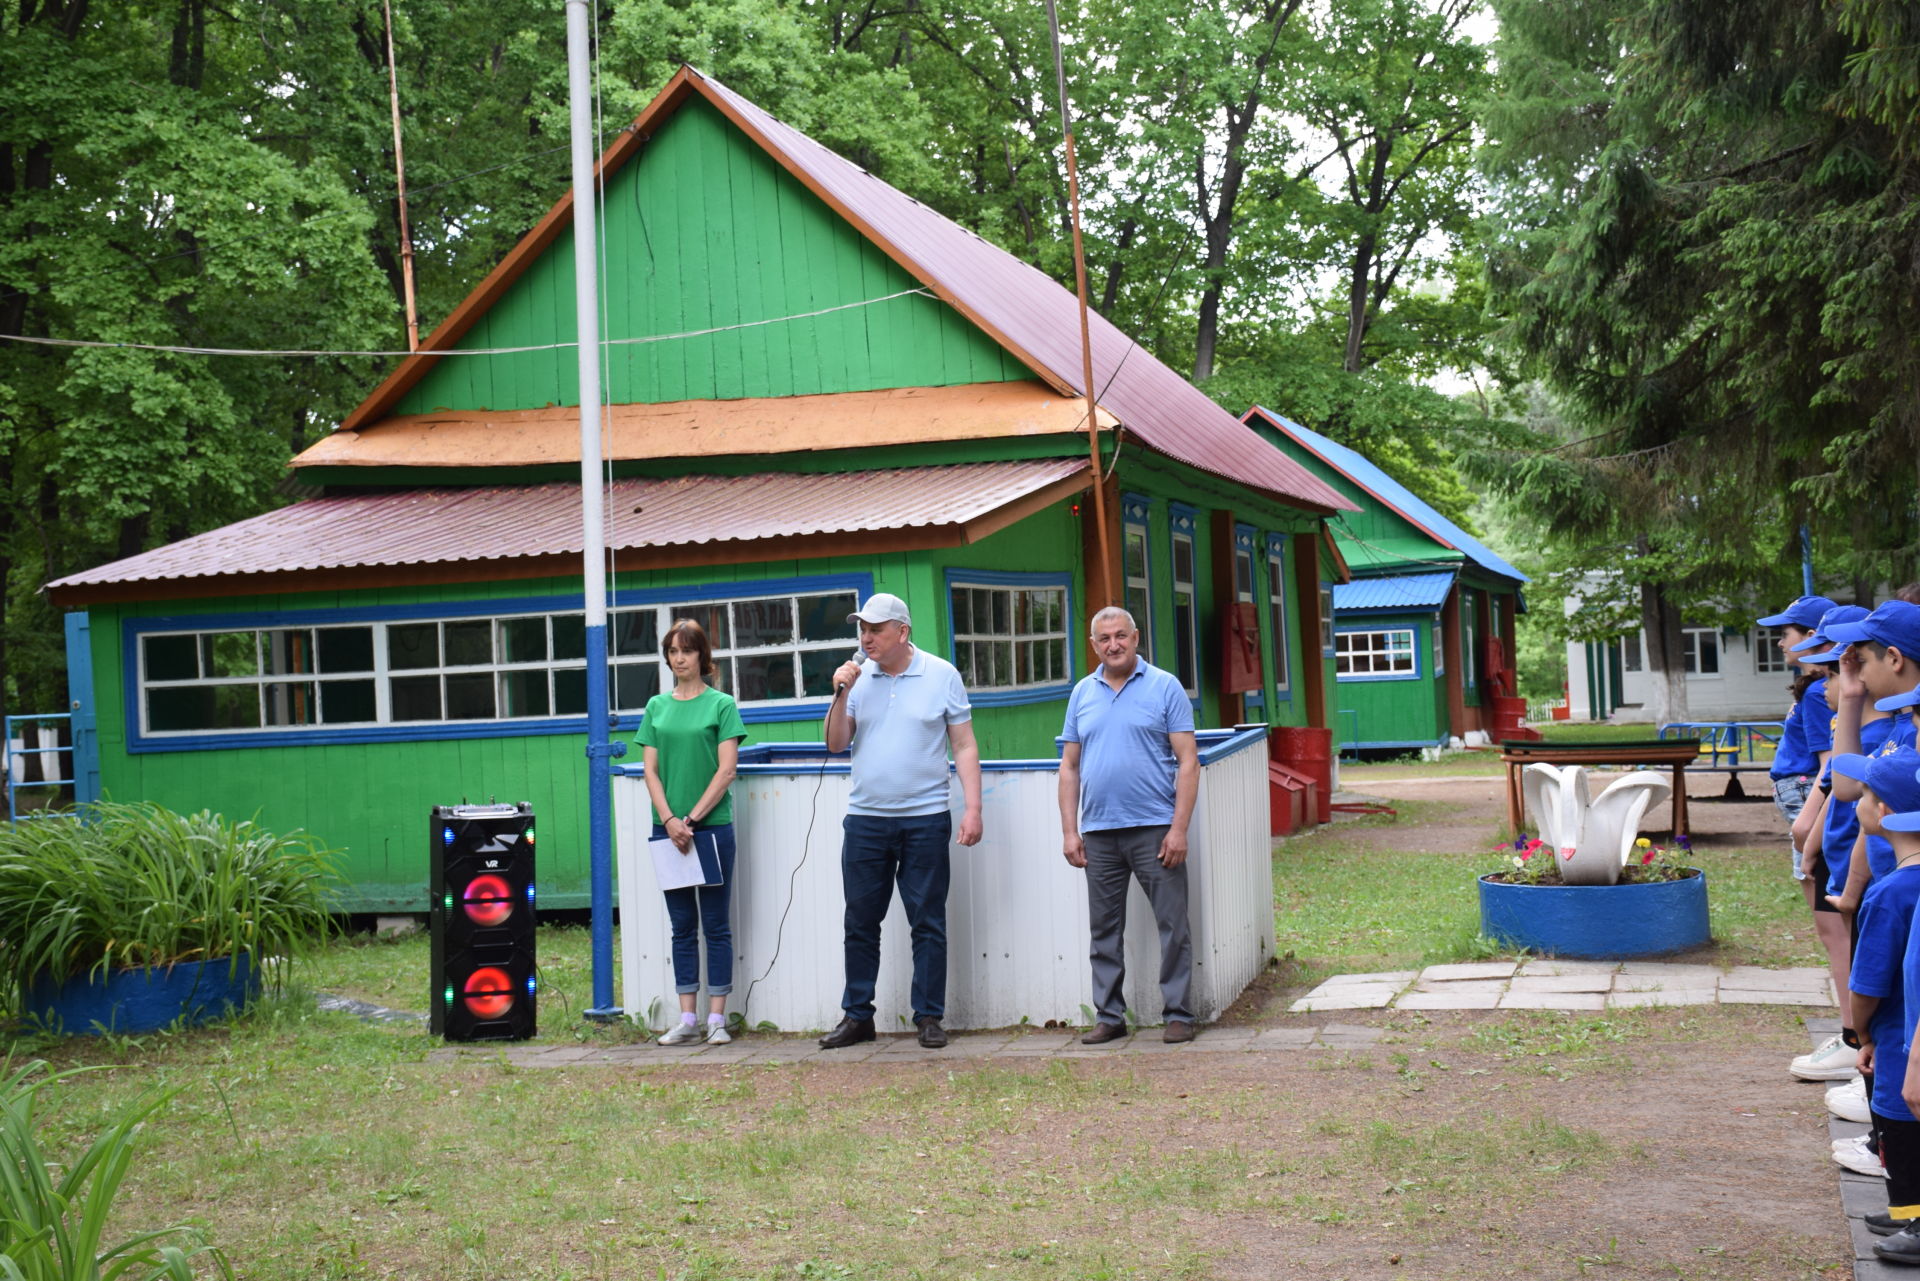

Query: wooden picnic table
[1499,738,1707,838]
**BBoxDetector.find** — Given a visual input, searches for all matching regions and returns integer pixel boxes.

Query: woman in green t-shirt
[636,618,748,1045]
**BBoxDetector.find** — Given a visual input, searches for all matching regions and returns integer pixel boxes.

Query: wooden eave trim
[952,469,1090,544]
[1322,526,1352,583]
[338,69,702,432]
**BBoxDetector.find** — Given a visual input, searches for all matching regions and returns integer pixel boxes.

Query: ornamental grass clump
[0,802,336,1017]
[0,1059,231,1279]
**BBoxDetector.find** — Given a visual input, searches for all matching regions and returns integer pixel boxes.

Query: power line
[0,288,937,360]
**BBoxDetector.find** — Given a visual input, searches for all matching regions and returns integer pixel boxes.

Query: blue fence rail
[1657,720,1785,767]
[6,713,76,821]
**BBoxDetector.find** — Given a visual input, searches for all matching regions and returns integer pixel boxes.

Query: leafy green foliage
[0,1060,230,1279]
[0,803,336,1014]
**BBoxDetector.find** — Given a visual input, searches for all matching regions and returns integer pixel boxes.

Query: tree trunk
[1640,582,1689,723]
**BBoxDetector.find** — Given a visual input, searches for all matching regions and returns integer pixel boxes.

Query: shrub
[0,803,336,1016]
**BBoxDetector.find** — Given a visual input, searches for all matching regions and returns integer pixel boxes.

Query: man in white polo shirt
[819,592,983,1050]
[1058,604,1199,1044]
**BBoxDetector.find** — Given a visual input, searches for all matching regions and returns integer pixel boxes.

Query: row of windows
[1618,626,1771,677]
[1124,508,1297,702]
[138,581,1091,738]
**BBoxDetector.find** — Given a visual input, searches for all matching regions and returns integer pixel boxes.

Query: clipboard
[649,829,723,891]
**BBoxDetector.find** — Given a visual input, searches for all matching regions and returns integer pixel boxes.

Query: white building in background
[1565,621,1798,723]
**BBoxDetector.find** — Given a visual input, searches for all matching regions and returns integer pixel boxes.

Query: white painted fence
[615,729,1275,1032]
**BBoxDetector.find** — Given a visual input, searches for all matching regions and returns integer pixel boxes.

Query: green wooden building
[48,69,1355,910]
[1242,408,1529,753]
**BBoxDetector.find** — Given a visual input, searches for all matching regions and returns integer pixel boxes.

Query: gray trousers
[1084,824,1192,1024]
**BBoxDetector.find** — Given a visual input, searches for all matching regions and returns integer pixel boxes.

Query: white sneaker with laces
[705,1021,732,1045]
[1829,1077,1873,1123]
[1792,1033,1861,1081]
[658,1020,703,1045]
[1834,1134,1888,1178]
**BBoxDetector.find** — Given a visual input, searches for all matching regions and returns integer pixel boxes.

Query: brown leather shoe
[1081,1022,1127,1045]
[1163,1020,1195,1044]
[818,1017,876,1049]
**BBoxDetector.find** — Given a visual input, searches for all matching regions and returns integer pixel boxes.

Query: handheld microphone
[834,647,864,694]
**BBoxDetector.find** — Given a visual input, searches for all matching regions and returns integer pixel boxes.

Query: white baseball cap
[848,592,911,626]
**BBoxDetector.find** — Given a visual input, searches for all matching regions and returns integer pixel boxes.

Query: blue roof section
[1334,571,1458,613]
[1249,408,1528,586]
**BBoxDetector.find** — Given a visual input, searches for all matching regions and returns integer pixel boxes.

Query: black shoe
[1163,1020,1195,1044]
[1869,1212,1915,1237]
[916,1017,948,1048]
[1876,1222,1920,1265]
[818,1017,875,1049]
[1081,1022,1127,1045]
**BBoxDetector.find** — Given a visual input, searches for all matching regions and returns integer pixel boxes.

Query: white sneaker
[658,1021,703,1045]
[1834,1134,1887,1178]
[1792,1033,1861,1081]
[1829,1077,1873,1123]
[704,1021,732,1044]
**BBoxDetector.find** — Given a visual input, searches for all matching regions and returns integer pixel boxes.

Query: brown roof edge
[337,69,702,432]
[1322,526,1352,584]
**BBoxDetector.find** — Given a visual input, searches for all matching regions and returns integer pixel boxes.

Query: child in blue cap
[1824,603,1920,916]
[1840,748,1920,1257]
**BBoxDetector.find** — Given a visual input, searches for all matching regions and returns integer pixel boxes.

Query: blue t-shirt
[1825,714,1896,897]
[1861,863,1920,1120]
[843,648,972,817]
[1772,679,1826,779]
[1803,679,1834,757]
[1863,713,1919,882]
[1060,660,1195,832]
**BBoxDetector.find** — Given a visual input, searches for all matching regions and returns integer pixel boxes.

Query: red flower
[1642,849,1657,865]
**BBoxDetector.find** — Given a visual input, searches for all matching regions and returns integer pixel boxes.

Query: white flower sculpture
[1519,764,1674,886]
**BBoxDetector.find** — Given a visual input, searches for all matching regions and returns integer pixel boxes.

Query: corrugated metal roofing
[47,459,1086,598]
[336,68,1354,517]
[1333,571,1458,613]
[1249,408,1527,586]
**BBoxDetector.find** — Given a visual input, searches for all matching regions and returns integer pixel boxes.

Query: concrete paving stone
[1508,974,1612,994]
[1249,1028,1319,1049]
[1498,992,1607,1011]
[1615,961,1719,978]
[1607,989,1717,1008]
[529,1046,601,1063]
[1315,1024,1383,1046]
[1317,969,1418,987]
[1613,973,1716,992]
[1411,975,1511,994]
[1841,1174,1889,1218]
[1516,959,1620,977]
[1720,964,1832,990]
[1418,961,1517,982]
[1396,988,1505,1010]
[1809,1016,1844,1035]
[1720,987,1834,1006]
[1289,985,1401,1012]
[995,1033,1079,1053]
[1191,1027,1257,1048]
[934,1037,1015,1058]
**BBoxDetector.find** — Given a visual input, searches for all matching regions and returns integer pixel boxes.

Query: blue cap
[1759,595,1838,629]
[1826,600,1920,653]
[1877,688,1920,712]
[1831,750,1920,829]
[1791,604,1871,661]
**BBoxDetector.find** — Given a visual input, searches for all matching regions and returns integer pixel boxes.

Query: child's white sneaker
[1834,1134,1887,1178]
[1828,1077,1873,1123]
[705,1021,732,1045]
[658,1020,703,1045]
[1792,1033,1860,1081]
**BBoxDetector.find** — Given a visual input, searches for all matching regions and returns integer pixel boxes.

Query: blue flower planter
[1478,871,1710,959]
[25,955,259,1036]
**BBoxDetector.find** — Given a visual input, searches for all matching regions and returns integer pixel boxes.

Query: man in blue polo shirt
[820,592,982,1051]
[1058,605,1199,1045]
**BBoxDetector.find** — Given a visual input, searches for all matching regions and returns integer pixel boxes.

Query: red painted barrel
[1272,726,1334,825]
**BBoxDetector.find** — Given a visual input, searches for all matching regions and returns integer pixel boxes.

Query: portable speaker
[430,802,537,1040]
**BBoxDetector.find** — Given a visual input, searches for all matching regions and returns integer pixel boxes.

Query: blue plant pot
[25,955,259,1036]
[1478,871,1710,959]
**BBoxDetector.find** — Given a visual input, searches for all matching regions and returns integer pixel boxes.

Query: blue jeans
[654,822,735,995]
[840,812,951,1022]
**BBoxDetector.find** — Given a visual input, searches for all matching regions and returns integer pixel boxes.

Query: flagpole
[565,0,624,1020]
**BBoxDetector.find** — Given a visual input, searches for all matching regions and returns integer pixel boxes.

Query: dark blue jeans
[654,822,735,995]
[840,812,951,1022]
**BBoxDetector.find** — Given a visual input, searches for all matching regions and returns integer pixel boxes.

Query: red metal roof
[47,460,1088,603]
[336,68,1353,517]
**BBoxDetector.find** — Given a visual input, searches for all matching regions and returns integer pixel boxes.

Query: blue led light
[526,882,536,903]
[442,827,455,845]
[526,976,538,996]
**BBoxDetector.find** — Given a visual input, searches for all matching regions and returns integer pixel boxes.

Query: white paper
[649,835,711,891]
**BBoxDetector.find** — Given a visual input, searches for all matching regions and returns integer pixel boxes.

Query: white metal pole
[565,0,622,1019]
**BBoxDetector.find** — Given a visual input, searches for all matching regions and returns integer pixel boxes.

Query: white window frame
[1683,627,1722,677]
[1170,515,1201,698]
[1754,626,1789,674]
[947,578,1072,694]
[1122,496,1154,664]
[1265,540,1291,696]
[1432,613,1445,677]
[1334,627,1419,680]
[1620,631,1644,673]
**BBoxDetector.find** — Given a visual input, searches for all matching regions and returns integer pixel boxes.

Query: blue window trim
[122,572,873,753]
[1264,534,1293,704]
[942,568,1075,708]
[1121,492,1154,665]
[1333,621,1424,684]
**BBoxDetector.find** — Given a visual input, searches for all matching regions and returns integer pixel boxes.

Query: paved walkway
[1289,960,1836,1012]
